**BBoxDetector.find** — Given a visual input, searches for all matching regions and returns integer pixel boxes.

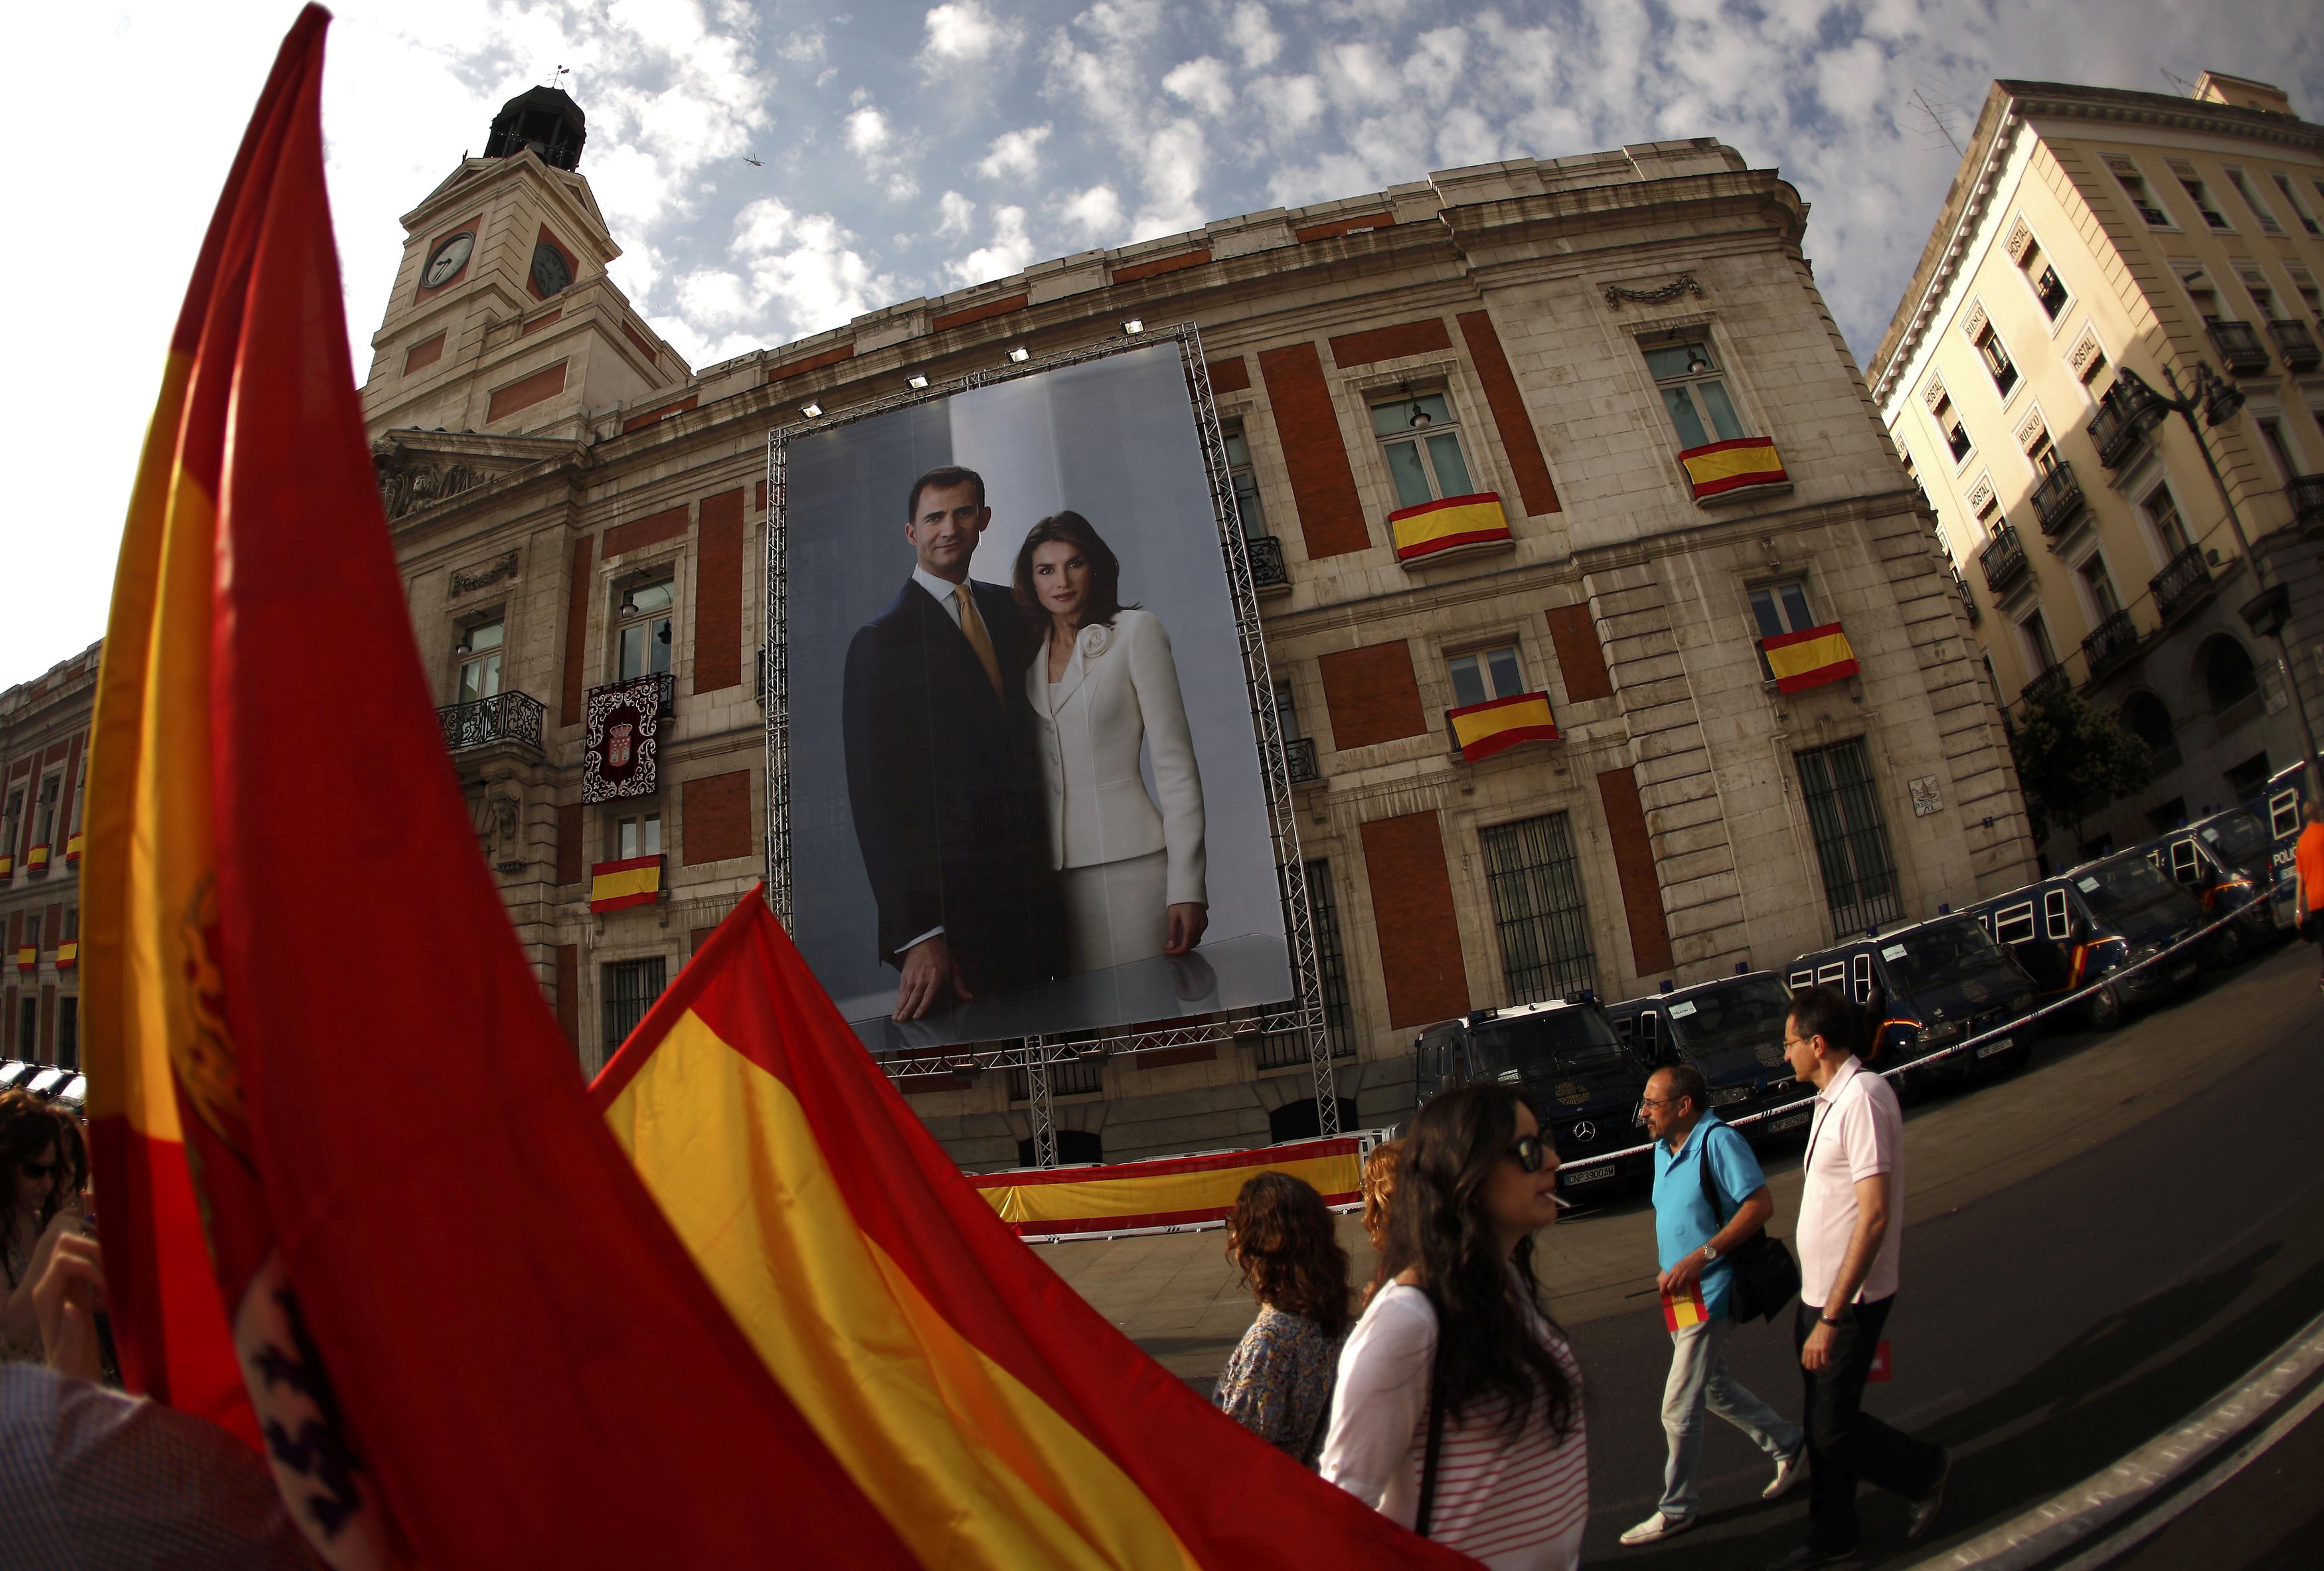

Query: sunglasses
[1507,1133,1549,1173]
[21,1161,58,1181]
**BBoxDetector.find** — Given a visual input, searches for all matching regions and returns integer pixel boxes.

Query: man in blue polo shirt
[1619,1063,1806,1547]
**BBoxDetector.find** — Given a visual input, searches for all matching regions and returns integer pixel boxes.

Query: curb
[1900,1304,2324,1569]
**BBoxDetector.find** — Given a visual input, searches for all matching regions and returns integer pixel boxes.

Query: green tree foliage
[2008,679,2153,842]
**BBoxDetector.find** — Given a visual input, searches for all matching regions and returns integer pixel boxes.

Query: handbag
[1697,1122,1801,1323]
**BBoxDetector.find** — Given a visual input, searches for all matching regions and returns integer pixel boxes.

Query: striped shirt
[1321,1282,1588,1569]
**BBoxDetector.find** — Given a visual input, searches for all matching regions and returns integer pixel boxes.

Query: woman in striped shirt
[1321,1083,1588,1569]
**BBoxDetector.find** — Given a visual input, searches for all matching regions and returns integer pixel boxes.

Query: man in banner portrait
[842,465,1067,1021]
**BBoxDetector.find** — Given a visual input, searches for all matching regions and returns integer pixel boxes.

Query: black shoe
[1765,1547,1857,1570]
[1906,1449,1952,1540]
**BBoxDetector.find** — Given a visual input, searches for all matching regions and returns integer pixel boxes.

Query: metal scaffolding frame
[762,324,1337,1141]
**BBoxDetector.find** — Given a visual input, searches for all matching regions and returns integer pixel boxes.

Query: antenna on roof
[546,63,571,90]
[1906,88,1963,157]
[2160,68,2200,98]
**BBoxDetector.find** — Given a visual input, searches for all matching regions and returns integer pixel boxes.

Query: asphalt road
[1570,941,2324,1570]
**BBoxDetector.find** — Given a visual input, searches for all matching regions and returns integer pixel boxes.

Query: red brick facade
[1596,766,1675,977]
[1206,356,1251,394]
[1328,317,1452,369]
[693,489,745,692]
[403,332,446,376]
[558,535,593,726]
[485,359,567,424]
[1359,812,1469,1028]
[603,503,689,559]
[556,803,584,885]
[1319,642,1428,750]
[1258,343,1370,560]
[1457,310,1561,517]
[681,771,754,865]
[1544,604,1615,703]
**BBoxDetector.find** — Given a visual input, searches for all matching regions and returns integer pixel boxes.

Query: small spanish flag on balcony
[590,854,662,912]
[1449,691,1560,762]
[1762,621,1861,693]
[25,844,50,874]
[15,947,33,972]
[1389,491,1512,562]
[64,833,82,865]
[0,853,11,882]
[1679,436,1787,501]
[55,941,76,971]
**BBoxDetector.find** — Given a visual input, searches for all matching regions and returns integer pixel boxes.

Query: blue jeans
[1658,1314,1805,1519]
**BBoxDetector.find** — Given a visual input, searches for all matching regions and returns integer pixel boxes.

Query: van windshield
[1882,918,2012,995]
[2074,857,2186,928]
[2196,809,2271,874]
[1665,977,1793,1075]
[1469,1009,1632,1084]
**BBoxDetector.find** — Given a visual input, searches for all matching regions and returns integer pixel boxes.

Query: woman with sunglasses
[1321,1082,1588,1568]
[2,1090,78,1361]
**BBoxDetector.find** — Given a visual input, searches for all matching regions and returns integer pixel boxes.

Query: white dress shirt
[1795,1056,1905,1309]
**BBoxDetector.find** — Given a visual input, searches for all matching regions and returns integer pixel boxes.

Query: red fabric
[186,11,915,1563]
[2297,822,2324,914]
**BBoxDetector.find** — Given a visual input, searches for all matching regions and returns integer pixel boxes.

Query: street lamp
[2117,363,2324,804]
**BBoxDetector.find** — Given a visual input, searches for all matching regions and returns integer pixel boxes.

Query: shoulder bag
[1697,1122,1801,1323]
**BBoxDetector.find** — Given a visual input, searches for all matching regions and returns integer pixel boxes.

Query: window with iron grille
[1478,814,1596,1003]
[600,957,666,1058]
[56,999,77,1072]
[1257,860,1355,1066]
[1795,740,1903,937]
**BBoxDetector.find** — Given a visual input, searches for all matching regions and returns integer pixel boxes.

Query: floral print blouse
[1213,1305,1345,1467]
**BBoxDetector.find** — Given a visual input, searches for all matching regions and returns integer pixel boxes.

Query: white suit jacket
[1026,608,1208,906]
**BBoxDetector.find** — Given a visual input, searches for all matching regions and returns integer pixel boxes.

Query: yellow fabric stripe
[1450,695,1555,751]
[85,353,213,1141]
[1681,440,1782,484]
[591,864,661,904]
[1765,630,1853,683]
[1391,497,1507,552]
[977,1150,1361,1229]
[605,1011,1199,1571]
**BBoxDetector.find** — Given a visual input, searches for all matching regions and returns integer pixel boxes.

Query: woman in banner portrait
[1014,511,1208,974]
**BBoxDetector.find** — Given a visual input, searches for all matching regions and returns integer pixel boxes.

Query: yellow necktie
[953,584,1005,700]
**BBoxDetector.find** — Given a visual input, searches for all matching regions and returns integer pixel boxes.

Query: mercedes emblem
[1571,1120,1598,1144]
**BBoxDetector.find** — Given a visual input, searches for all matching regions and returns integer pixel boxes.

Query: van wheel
[2210,924,2242,969]
[2085,984,2123,1031]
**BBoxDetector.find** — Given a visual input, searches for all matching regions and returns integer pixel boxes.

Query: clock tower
[361,86,687,448]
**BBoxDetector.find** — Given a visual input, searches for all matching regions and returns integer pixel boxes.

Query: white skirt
[1061,850,1169,973]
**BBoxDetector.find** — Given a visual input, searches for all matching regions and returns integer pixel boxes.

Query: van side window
[1789,969,1814,989]
[1816,962,1845,987]
[2144,849,2163,871]
[1613,1016,1634,1044]
[2169,841,2200,883]
[2272,788,2301,839]
[1850,953,1873,1003]
[1994,902,2036,944]
[2044,888,2072,939]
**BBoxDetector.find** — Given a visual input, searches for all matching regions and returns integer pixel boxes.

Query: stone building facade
[0,643,96,1070]
[7,92,2040,1165]
[1869,71,2324,864]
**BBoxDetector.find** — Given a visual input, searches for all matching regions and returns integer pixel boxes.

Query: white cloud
[938,189,977,237]
[1163,56,1235,117]
[1131,119,1208,238]
[1058,183,1125,239]
[977,123,1052,180]
[918,1,1023,68]
[1226,2,1283,69]
[948,204,1035,284]
[1251,73,1326,142]
[844,105,891,157]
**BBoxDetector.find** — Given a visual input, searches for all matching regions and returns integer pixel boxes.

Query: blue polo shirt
[1651,1111,1768,1321]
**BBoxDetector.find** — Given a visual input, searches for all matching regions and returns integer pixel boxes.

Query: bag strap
[1414,1303,1449,1538]
[1695,1124,1732,1227]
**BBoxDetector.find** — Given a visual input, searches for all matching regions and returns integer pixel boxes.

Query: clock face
[531,241,574,297]
[422,232,473,288]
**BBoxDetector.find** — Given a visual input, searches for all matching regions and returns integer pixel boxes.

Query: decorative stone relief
[451,551,520,596]
[2067,323,2107,381]
[1909,776,1945,817]
[1965,471,1996,517]
[2017,406,2050,452]
[1924,376,1949,410]
[1602,273,1704,308]
[373,448,503,521]
[1961,297,1990,343]
[2005,215,2035,265]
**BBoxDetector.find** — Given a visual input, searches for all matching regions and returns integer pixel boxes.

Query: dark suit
[842,576,1066,995]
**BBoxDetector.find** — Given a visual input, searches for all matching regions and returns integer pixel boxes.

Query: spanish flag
[1762,622,1861,693]
[596,892,1467,1567]
[1388,491,1512,562]
[589,853,661,912]
[971,1137,1362,1236]
[1678,436,1787,500]
[86,11,918,1563]
[1448,690,1560,762]
[1661,1279,1709,1333]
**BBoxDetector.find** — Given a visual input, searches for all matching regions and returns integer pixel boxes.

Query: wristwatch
[1819,1309,1846,1327]
[1700,1244,1720,1264]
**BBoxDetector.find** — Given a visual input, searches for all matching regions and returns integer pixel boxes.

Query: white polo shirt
[1796,1056,1904,1309]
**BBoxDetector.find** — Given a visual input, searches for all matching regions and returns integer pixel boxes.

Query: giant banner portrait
[778,340,1292,1052]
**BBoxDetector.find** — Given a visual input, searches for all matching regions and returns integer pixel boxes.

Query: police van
[2135,803,2281,961]
[2260,760,2319,930]
[1602,971,1815,1146]
[1787,911,2040,1082]
[1963,851,2206,1029]
[1412,994,1651,1199]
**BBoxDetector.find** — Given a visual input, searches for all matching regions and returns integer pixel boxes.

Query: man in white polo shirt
[1767,985,1948,1571]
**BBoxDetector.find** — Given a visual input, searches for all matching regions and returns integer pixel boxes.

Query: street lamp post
[2113,363,2324,806]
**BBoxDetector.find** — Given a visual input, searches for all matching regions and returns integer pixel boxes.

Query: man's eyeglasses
[1507,1133,1549,1173]
[1638,1094,1684,1110]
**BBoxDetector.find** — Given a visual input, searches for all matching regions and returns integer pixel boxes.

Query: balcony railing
[437,689,546,754]
[1951,569,1981,624]
[2289,473,2324,531]
[2031,461,2086,536]
[1284,736,1320,784]
[1980,521,2029,594]
[2023,663,2071,704]
[2088,382,2161,468]
[2080,609,2139,678]
[2149,543,2212,622]
[2270,319,2321,372]
[2206,319,2271,376]
[1244,533,1290,594]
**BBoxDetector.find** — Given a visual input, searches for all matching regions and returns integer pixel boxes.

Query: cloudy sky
[3,0,2317,686]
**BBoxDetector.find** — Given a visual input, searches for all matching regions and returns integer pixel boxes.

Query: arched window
[2201,636,2259,720]
[2120,691,2177,767]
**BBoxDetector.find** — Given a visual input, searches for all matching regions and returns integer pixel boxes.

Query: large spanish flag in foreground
[1762,621,1862,694]
[971,1136,1362,1236]
[84,10,929,1564]
[596,893,1465,1567]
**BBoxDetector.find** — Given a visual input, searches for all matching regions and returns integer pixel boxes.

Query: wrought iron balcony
[2289,473,2324,531]
[2149,544,2212,622]
[2088,380,2164,468]
[2023,663,2070,703]
[2205,319,2271,376]
[2080,610,2139,678]
[2031,461,2086,536]
[1951,569,1981,624]
[2268,318,2321,372]
[1245,533,1291,594]
[1284,736,1320,784]
[1980,521,2029,595]
[437,689,545,754]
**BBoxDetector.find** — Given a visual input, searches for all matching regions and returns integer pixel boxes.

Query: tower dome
[485,87,586,172]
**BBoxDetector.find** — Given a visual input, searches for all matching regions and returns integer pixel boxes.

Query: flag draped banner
[595,891,1466,1568]
[84,8,921,1564]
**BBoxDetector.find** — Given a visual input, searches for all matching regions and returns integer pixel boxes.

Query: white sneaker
[1764,1445,1808,1501]
[1619,1512,1695,1546]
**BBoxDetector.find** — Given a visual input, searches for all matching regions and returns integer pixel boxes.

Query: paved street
[1040,940,2324,1568]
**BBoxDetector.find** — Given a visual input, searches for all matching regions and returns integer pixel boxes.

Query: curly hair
[1361,1139,1402,1254]
[1226,1172,1352,1338]
[1011,511,1137,639]
[1,1089,69,1267]
[1380,1082,1576,1440]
